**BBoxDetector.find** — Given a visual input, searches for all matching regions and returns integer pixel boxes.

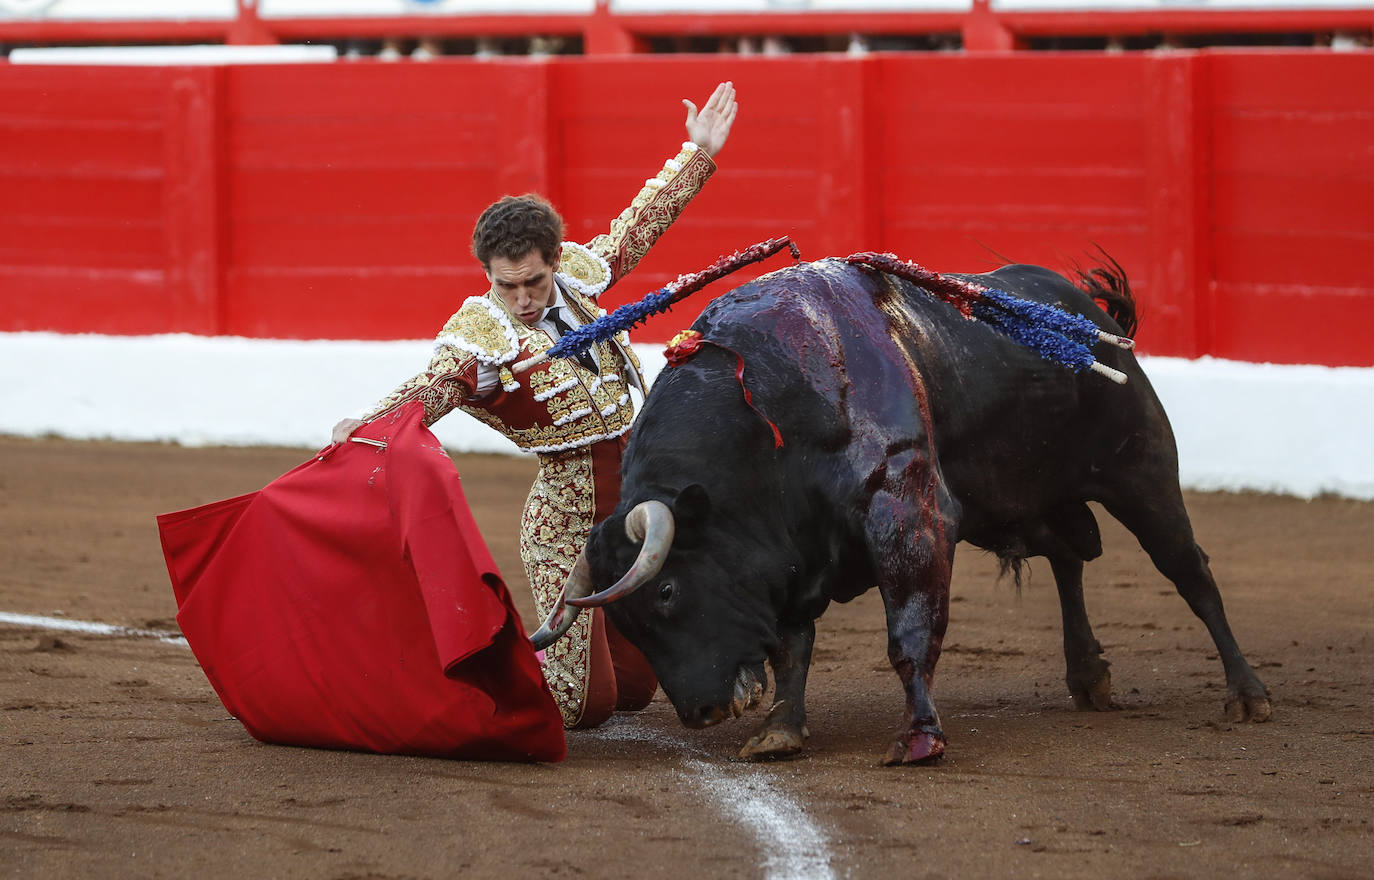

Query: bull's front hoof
[882,730,946,766]
[1069,666,1116,711]
[1225,691,1273,723]
[738,723,809,761]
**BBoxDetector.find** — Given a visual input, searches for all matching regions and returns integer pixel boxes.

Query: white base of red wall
[2,332,1370,500]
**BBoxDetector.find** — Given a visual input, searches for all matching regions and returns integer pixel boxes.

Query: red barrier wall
[1,52,1371,365]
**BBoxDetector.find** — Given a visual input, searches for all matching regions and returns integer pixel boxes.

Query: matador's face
[486,248,562,326]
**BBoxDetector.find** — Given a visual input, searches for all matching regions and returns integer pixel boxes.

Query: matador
[333,82,738,729]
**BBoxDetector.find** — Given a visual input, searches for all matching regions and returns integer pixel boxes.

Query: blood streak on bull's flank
[867,270,953,584]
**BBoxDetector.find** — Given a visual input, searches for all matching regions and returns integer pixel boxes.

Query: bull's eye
[658,581,674,603]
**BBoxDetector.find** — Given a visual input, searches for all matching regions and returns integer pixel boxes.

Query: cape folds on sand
[156,402,566,762]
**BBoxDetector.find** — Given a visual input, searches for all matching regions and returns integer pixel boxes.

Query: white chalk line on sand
[590,721,837,880]
[0,611,188,646]
[4,610,836,879]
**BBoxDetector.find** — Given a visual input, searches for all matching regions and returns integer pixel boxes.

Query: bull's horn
[529,549,594,650]
[565,500,675,609]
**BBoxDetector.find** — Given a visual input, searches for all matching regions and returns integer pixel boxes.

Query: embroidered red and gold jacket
[365,143,714,453]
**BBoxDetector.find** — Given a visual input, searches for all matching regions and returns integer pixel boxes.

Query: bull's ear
[671,483,711,529]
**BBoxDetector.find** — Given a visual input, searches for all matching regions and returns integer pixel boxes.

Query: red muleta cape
[156,401,565,762]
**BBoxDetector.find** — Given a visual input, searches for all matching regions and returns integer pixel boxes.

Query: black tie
[548,308,599,375]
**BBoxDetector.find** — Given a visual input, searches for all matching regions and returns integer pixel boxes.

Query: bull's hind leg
[739,619,813,760]
[866,482,957,766]
[1047,552,1115,711]
[1100,489,1272,722]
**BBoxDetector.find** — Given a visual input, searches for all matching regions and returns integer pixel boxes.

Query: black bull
[535,258,1273,765]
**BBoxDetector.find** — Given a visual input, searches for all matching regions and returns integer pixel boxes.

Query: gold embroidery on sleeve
[588,144,716,285]
[365,346,477,427]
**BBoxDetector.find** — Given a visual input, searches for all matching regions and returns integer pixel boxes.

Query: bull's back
[697,260,1169,535]
[895,263,1172,536]
[694,261,943,452]
[693,260,1123,445]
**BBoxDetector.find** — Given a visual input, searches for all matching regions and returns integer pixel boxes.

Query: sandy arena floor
[2,436,1371,879]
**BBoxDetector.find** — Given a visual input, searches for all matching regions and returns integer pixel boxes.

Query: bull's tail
[1073,249,1139,338]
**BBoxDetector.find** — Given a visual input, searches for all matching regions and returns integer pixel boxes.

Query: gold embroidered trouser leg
[521,440,656,729]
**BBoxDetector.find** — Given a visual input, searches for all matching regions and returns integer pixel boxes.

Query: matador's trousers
[520,436,658,729]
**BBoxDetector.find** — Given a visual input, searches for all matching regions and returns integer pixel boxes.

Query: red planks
[1211,281,1374,367]
[0,65,186,333]
[220,60,548,338]
[2,53,1372,365]
[0,267,167,335]
[1207,52,1374,364]
[224,266,480,341]
[873,53,1151,302]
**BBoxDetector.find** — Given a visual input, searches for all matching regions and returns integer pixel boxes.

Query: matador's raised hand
[683,81,738,157]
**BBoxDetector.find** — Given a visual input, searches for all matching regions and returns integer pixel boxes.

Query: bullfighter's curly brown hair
[470,195,564,268]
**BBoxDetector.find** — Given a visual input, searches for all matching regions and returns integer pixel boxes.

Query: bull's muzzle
[682,666,766,728]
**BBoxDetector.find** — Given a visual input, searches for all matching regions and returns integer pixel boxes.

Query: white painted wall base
[3,332,1371,499]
